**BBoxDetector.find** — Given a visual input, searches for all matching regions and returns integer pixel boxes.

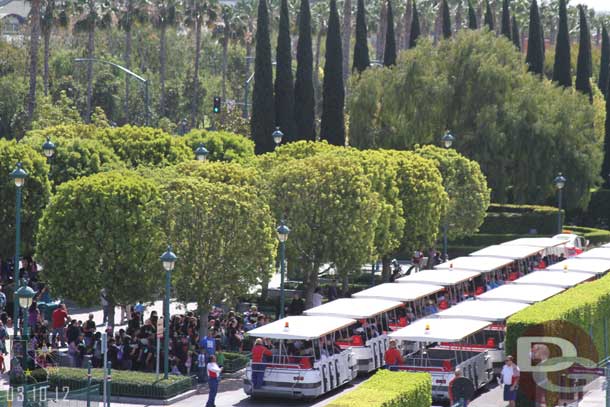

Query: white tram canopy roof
[352,283,444,302]
[469,245,543,260]
[434,256,515,272]
[546,258,610,275]
[247,315,356,340]
[303,298,403,319]
[396,269,481,286]
[389,318,491,342]
[574,248,610,260]
[512,271,593,288]
[434,300,529,322]
[602,243,610,248]
[500,237,567,248]
[476,284,564,304]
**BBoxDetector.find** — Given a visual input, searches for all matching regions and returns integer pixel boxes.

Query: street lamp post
[194,143,209,162]
[276,221,290,319]
[10,163,28,333]
[160,246,177,380]
[42,137,56,160]
[441,131,454,261]
[15,283,35,371]
[272,127,284,149]
[554,173,567,234]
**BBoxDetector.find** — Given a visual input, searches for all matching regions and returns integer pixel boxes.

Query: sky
[577,0,610,13]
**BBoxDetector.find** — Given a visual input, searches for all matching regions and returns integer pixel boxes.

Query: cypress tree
[409,0,421,48]
[251,0,275,154]
[511,15,521,50]
[274,0,297,142]
[525,0,544,76]
[441,0,451,39]
[353,0,370,73]
[575,5,593,100]
[294,0,316,140]
[604,87,610,187]
[467,0,478,30]
[484,0,494,31]
[501,0,511,40]
[320,0,345,146]
[598,25,610,98]
[384,0,397,66]
[552,0,571,88]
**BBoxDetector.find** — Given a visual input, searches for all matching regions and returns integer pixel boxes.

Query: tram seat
[351,335,364,346]
[442,360,453,371]
[487,338,497,348]
[299,357,313,369]
[438,300,449,310]
[399,317,408,326]
[475,286,484,295]
[508,272,519,281]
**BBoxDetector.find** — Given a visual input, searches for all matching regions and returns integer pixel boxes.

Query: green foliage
[511,15,521,51]
[320,0,345,146]
[479,203,563,235]
[251,0,275,154]
[484,0,494,31]
[409,1,420,48]
[575,5,593,99]
[414,145,490,239]
[552,0,572,87]
[604,93,610,187]
[578,189,610,229]
[46,367,191,399]
[384,1,398,65]
[327,369,432,407]
[169,161,262,188]
[467,0,478,30]
[353,0,370,73]
[500,0,511,40]
[182,129,255,162]
[0,74,28,139]
[36,171,164,307]
[274,0,297,142]
[294,0,316,141]
[441,0,451,40]
[563,225,610,245]
[0,140,51,258]
[348,31,604,210]
[526,0,544,75]
[31,91,82,130]
[160,177,276,315]
[598,26,609,98]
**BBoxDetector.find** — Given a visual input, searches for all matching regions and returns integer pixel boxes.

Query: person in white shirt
[501,355,520,407]
[312,287,323,307]
[206,355,222,407]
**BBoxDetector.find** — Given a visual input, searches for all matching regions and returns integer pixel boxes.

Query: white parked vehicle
[476,283,564,304]
[546,257,610,275]
[389,317,494,401]
[552,233,589,254]
[397,269,481,304]
[244,315,358,399]
[304,298,403,373]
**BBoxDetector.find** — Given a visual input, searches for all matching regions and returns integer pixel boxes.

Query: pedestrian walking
[51,303,70,347]
[502,355,520,407]
[206,355,222,407]
[449,368,474,407]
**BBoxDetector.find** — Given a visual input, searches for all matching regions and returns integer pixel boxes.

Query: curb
[106,389,198,405]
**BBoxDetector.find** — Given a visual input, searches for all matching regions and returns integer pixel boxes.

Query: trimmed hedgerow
[327,370,432,407]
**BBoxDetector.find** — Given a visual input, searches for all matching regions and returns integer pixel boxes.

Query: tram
[396,269,481,304]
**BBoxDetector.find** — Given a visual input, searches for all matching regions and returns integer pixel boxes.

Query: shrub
[563,226,610,245]
[45,367,192,399]
[579,188,610,230]
[182,129,255,163]
[480,204,562,235]
[327,370,431,407]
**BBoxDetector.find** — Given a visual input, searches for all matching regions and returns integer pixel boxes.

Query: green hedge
[222,352,250,373]
[327,370,431,407]
[42,367,192,399]
[506,273,610,407]
[577,188,610,230]
[563,225,610,245]
[480,204,562,235]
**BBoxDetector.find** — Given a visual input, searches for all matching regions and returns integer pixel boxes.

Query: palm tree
[184,0,218,128]
[27,0,42,123]
[115,0,148,124]
[152,0,179,119]
[74,0,113,123]
[40,0,70,97]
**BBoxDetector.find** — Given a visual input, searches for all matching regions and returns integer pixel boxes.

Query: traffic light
[213,96,221,114]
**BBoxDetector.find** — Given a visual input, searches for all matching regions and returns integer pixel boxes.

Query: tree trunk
[304,263,320,309]
[341,274,349,297]
[221,23,229,102]
[476,1,483,28]
[456,1,463,32]
[382,256,391,282]
[341,0,351,85]
[86,21,95,123]
[402,0,412,50]
[433,6,442,44]
[191,16,202,128]
[159,24,167,118]
[198,304,209,339]
[108,301,115,328]
[27,0,42,124]
[124,28,132,124]
[43,27,51,97]
[376,1,387,61]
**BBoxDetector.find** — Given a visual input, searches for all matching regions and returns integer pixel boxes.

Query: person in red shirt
[251,338,272,389]
[51,304,70,347]
[384,340,403,370]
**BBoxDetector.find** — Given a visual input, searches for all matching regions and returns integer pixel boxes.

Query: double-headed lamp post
[441,131,455,261]
[276,221,290,319]
[272,127,284,148]
[194,143,209,162]
[554,173,567,234]
[15,283,35,370]
[10,163,28,332]
[160,246,177,380]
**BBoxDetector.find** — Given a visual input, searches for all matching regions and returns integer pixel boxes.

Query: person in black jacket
[289,293,305,315]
